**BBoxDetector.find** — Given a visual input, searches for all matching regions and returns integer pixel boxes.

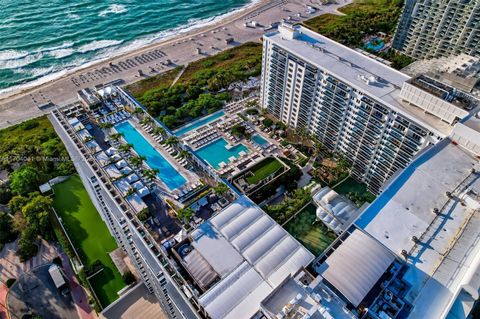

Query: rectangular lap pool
[174,111,225,137]
[251,134,269,147]
[115,121,186,190]
[196,138,249,169]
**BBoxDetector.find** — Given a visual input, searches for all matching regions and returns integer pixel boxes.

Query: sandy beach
[0,0,351,129]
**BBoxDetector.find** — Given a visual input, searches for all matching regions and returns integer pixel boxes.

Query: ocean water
[0,0,253,93]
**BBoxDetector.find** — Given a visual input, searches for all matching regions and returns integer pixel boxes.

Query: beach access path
[0,0,352,129]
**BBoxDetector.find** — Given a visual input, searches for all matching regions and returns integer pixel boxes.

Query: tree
[165,136,178,147]
[262,118,273,128]
[130,156,145,168]
[17,227,38,261]
[161,115,177,128]
[10,165,41,195]
[152,126,166,137]
[132,107,145,120]
[177,208,194,223]
[179,150,190,159]
[109,133,123,142]
[143,169,159,181]
[20,194,53,236]
[99,122,113,130]
[119,143,133,153]
[140,117,154,126]
[231,124,248,138]
[213,183,229,196]
[0,212,17,244]
[8,194,29,213]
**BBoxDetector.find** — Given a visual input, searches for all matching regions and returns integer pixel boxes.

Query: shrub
[262,118,273,128]
[137,208,151,222]
[21,120,39,130]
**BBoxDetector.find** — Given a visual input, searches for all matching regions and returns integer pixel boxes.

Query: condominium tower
[260,24,475,193]
[393,0,480,59]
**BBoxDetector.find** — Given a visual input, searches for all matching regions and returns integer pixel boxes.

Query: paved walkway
[0,239,58,284]
[0,282,7,319]
[60,253,97,319]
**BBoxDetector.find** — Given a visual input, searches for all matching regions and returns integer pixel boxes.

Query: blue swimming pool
[364,37,385,52]
[174,111,225,137]
[196,138,249,169]
[251,134,269,147]
[115,121,186,190]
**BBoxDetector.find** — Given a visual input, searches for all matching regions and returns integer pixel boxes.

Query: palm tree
[119,143,133,153]
[177,207,194,224]
[213,183,229,197]
[99,122,113,130]
[143,168,159,181]
[165,136,178,147]
[130,155,145,168]
[152,126,166,137]
[179,150,190,159]
[109,133,123,142]
[132,107,144,119]
[140,117,154,126]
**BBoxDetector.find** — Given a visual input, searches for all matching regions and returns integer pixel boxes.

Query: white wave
[48,48,75,59]
[77,40,123,53]
[0,0,260,97]
[41,41,74,53]
[14,66,54,78]
[67,12,80,20]
[0,53,44,70]
[99,4,127,17]
[0,49,29,62]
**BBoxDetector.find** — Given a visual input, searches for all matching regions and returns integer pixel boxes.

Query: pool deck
[178,109,286,180]
[129,119,200,196]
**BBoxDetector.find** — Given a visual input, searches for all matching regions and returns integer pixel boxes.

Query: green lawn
[246,157,283,184]
[284,203,336,256]
[334,177,376,206]
[52,175,125,307]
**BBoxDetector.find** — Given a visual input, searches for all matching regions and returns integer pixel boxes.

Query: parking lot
[7,264,79,319]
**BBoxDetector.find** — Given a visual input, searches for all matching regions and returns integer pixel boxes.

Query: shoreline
[0,0,354,130]
[0,0,266,102]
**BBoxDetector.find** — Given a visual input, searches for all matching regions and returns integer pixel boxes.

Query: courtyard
[284,203,336,256]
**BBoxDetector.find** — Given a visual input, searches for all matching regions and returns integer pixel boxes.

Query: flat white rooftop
[197,196,314,319]
[264,25,454,136]
[356,139,480,318]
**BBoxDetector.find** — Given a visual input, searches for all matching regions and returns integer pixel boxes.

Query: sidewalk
[61,253,97,319]
[0,282,7,319]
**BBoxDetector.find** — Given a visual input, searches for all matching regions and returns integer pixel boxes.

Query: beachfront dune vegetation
[303,0,414,69]
[127,42,262,129]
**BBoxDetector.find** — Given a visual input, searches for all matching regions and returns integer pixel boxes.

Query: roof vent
[446,191,452,198]
[432,208,439,215]
[401,249,408,259]
[359,74,378,85]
